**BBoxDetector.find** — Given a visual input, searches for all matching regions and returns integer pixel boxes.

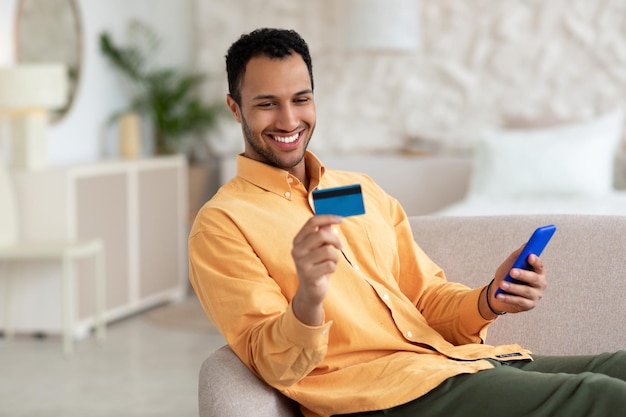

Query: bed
[434,192,626,216]
[433,109,626,217]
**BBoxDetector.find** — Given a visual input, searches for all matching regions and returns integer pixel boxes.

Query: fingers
[495,254,548,313]
[291,215,344,307]
[505,254,547,291]
[527,254,546,282]
[494,244,524,283]
[292,216,344,268]
[293,215,343,249]
[293,242,340,282]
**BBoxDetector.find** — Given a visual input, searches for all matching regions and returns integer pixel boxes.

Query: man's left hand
[489,247,547,315]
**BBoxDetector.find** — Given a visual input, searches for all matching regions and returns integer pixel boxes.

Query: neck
[290,164,310,190]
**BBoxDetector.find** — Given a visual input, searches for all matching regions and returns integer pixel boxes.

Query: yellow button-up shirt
[189,152,531,417]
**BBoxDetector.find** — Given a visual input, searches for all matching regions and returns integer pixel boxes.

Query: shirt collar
[236,151,326,198]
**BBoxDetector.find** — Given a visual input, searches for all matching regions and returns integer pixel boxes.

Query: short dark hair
[225,28,314,105]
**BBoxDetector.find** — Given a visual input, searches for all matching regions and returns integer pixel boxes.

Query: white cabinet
[3,156,188,336]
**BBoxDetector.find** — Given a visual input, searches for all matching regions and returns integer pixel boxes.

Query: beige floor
[0,297,226,417]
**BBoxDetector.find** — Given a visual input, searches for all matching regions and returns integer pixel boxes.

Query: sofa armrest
[199,345,301,417]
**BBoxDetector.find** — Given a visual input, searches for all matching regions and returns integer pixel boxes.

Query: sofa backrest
[409,214,626,356]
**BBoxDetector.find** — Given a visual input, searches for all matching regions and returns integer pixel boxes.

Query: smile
[272,132,300,144]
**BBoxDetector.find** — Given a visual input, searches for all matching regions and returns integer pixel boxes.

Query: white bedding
[436,109,626,217]
[434,193,626,216]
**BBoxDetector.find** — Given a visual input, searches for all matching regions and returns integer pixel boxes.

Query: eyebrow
[251,89,313,101]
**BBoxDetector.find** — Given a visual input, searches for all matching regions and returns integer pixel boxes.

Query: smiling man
[225,50,315,188]
[189,28,626,417]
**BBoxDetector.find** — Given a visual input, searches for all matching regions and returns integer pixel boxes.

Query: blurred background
[1,0,625,415]
[3,0,625,163]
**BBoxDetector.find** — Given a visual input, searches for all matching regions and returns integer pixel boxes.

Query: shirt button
[287,177,293,184]
[407,331,413,338]
[382,294,390,301]
[322,328,329,335]
[353,264,360,271]
[284,191,291,198]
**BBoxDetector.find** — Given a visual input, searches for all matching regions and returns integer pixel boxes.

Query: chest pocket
[340,214,399,283]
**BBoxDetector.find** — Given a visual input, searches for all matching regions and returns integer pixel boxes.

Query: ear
[226,94,242,124]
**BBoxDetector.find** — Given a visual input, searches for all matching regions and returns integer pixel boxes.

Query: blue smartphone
[495,224,557,297]
[312,184,366,217]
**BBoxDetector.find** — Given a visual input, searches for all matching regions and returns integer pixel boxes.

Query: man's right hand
[291,215,344,326]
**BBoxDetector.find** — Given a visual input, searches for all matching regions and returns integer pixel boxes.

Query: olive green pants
[338,351,626,417]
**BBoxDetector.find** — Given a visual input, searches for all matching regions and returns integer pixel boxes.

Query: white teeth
[272,133,299,143]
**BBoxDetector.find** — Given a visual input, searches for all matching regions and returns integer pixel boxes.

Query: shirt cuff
[284,303,333,348]
[459,286,497,338]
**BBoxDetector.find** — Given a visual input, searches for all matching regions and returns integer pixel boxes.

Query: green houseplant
[99,21,223,157]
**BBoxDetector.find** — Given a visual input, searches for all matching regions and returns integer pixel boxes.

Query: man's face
[227,54,316,175]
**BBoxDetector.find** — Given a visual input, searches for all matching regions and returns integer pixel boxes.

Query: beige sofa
[198,215,626,417]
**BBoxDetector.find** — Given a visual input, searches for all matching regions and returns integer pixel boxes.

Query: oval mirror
[15,0,82,123]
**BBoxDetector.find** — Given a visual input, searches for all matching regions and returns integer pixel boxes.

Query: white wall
[1,0,196,166]
[0,1,17,65]
[195,0,626,156]
[4,0,626,165]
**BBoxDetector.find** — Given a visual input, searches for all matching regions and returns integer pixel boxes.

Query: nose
[275,103,299,131]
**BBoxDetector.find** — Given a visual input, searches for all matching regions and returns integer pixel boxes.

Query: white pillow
[468,109,625,199]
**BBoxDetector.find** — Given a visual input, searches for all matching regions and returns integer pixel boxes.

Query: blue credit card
[312,184,365,217]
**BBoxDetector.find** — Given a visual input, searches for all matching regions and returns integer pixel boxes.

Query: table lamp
[0,63,68,170]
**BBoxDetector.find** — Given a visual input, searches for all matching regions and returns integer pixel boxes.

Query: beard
[241,112,313,171]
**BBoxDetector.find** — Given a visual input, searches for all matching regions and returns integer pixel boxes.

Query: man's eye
[295,97,310,104]
[258,102,275,108]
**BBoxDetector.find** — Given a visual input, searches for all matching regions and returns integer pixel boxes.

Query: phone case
[494,224,557,297]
